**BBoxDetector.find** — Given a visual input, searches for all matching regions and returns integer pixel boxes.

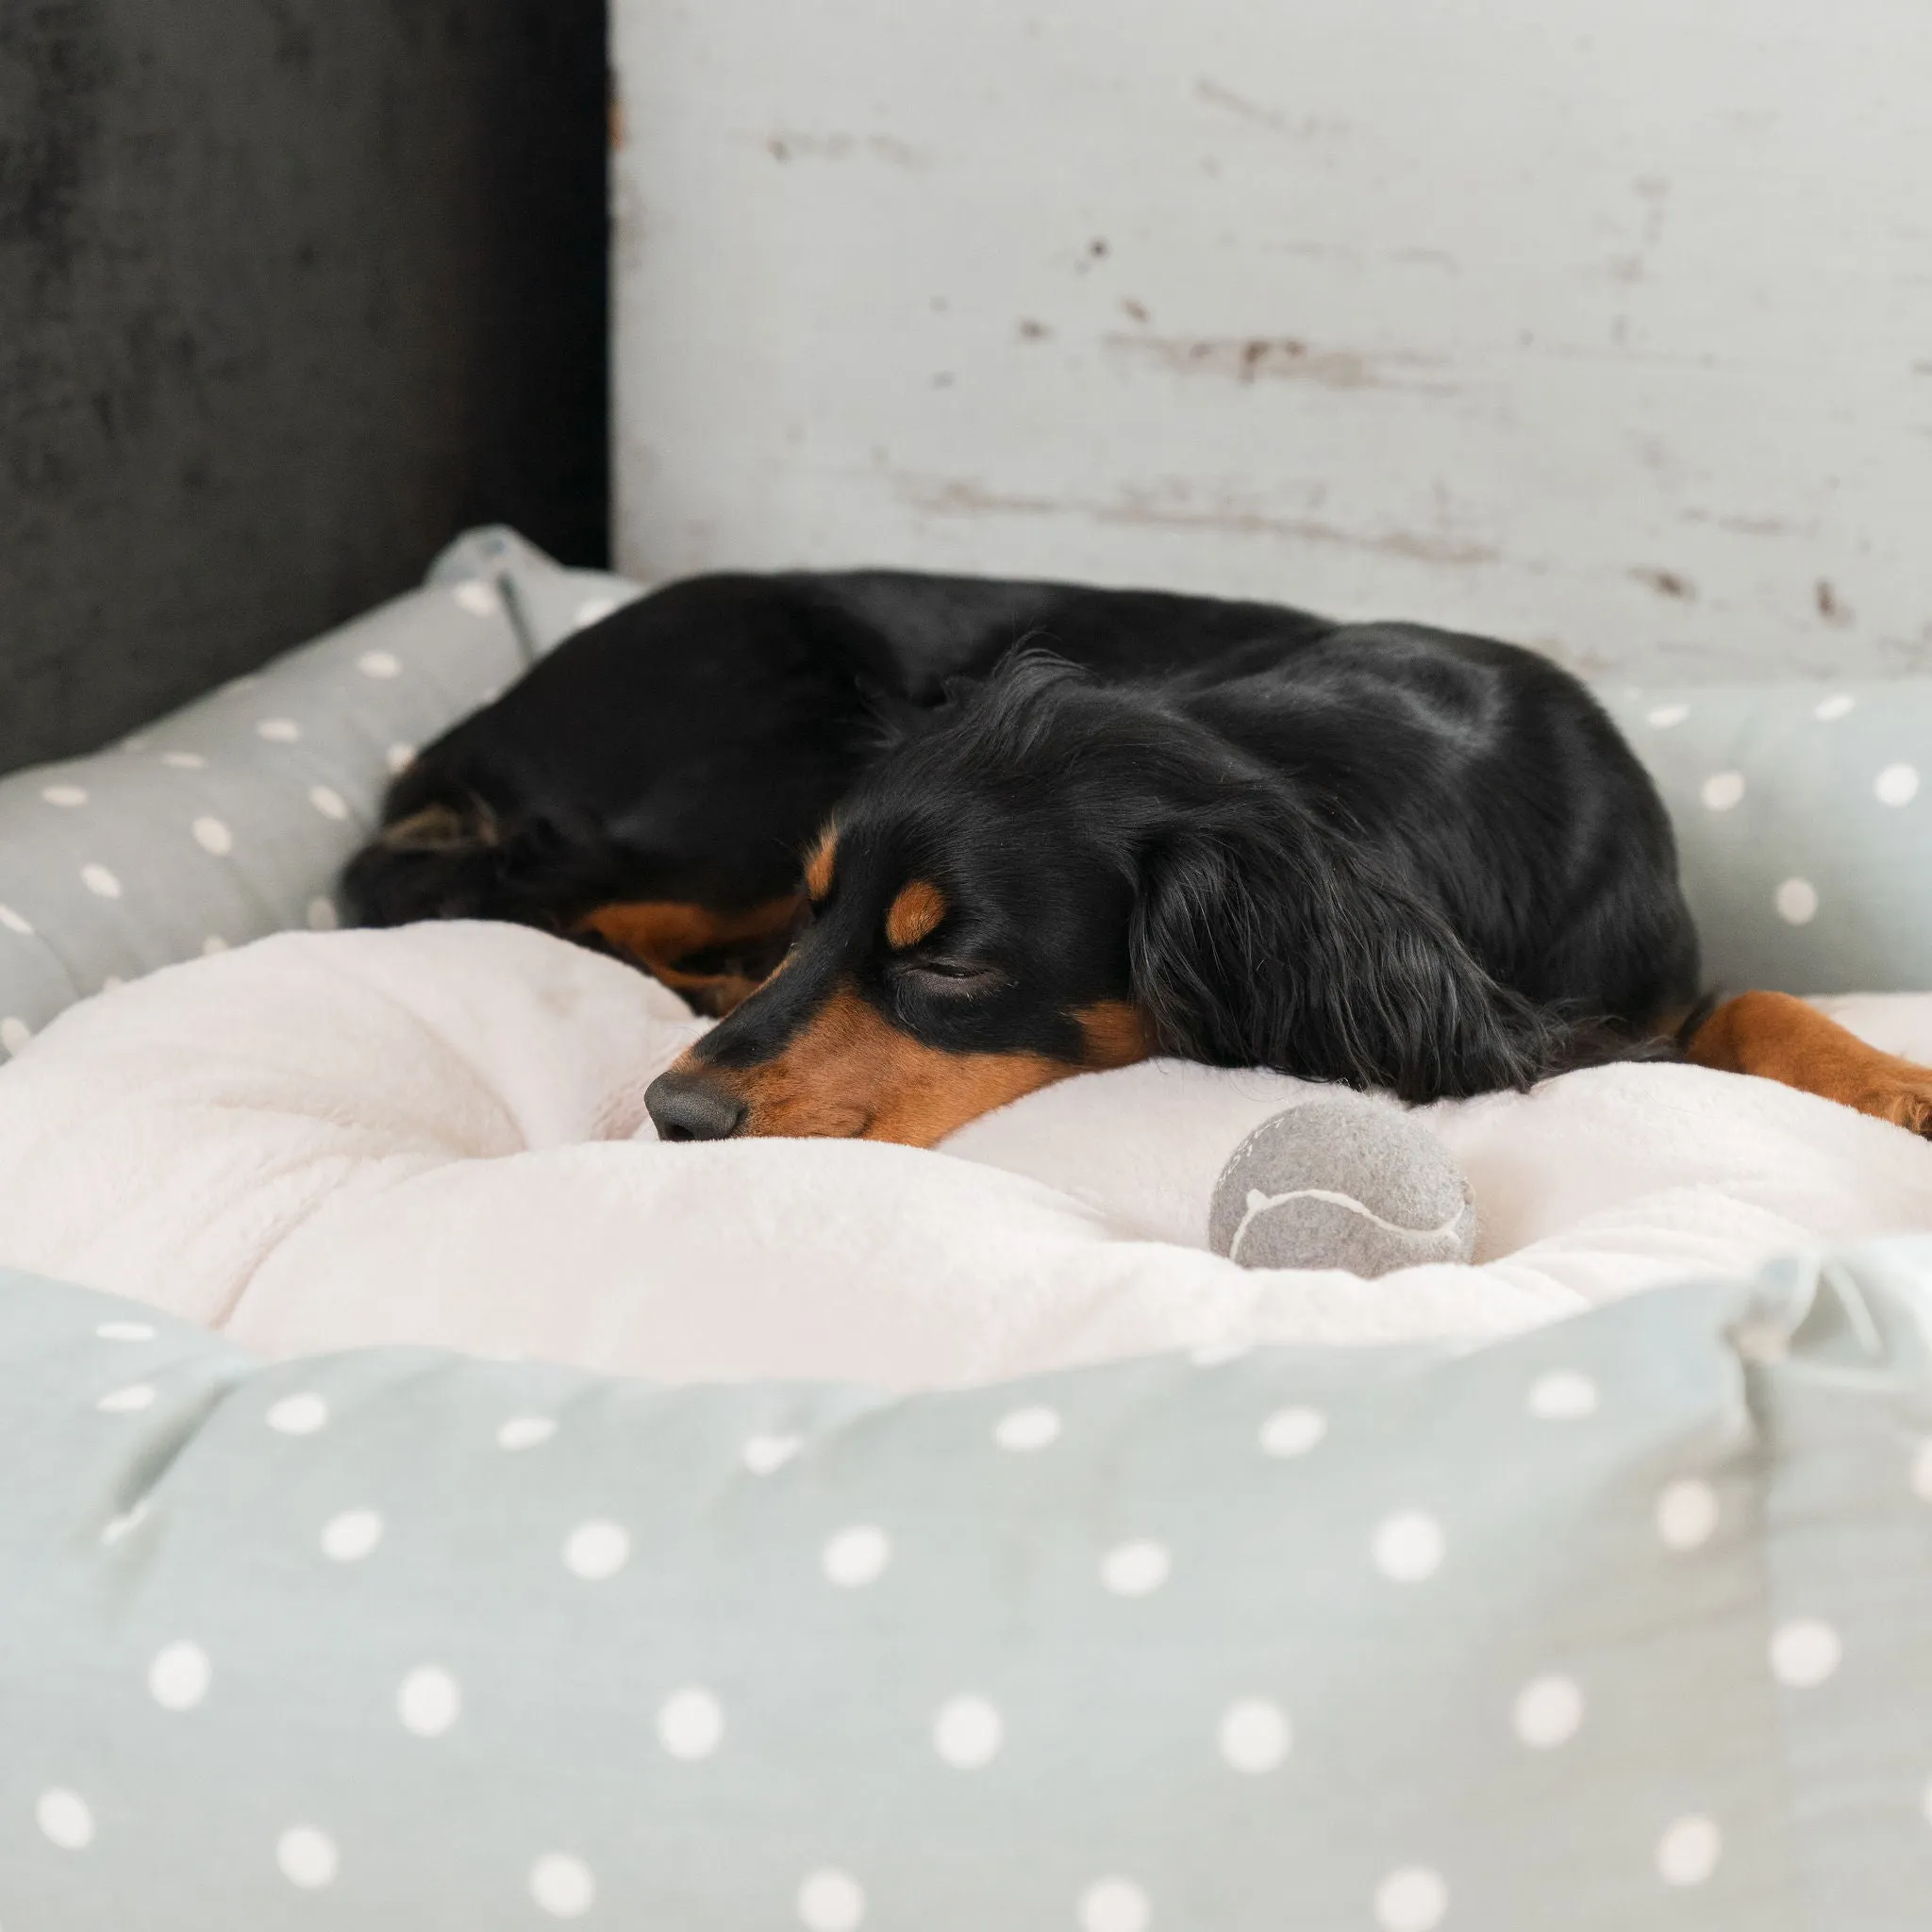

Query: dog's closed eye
[891,956,1007,994]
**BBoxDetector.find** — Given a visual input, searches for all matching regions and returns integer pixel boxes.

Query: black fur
[344,570,1700,1116]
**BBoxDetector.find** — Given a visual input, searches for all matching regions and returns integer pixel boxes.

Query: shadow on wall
[0,0,608,774]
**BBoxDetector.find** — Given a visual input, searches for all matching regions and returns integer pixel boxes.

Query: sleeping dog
[342,570,1932,1145]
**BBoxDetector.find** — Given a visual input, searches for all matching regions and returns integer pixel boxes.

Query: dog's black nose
[645,1070,749,1142]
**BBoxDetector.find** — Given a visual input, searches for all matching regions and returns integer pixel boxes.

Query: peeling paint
[1631,568,1696,600]
[616,3,1932,682]
[1194,75,1347,141]
[765,130,924,167]
[1681,509,1808,538]
[1106,333,1455,393]
[892,474,1498,567]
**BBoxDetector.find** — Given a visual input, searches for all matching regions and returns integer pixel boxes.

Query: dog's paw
[1857,1064,1932,1138]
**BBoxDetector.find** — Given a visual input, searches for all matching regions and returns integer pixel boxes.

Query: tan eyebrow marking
[804,827,838,902]
[884,879,948,950]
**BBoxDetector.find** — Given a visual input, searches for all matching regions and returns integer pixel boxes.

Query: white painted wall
[611,0,1932,680]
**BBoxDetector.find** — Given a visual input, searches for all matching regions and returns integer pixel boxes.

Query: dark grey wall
[0,0,608,774]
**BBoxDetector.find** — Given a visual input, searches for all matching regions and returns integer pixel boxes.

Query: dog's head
[644,656,1555,1146]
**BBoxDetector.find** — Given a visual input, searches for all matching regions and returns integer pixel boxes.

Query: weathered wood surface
[612,0,1931,679]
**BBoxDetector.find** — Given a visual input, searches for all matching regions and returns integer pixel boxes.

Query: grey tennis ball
[1209,1094,1476,1276]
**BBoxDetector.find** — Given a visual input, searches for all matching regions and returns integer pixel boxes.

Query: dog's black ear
[1127,808,1556,1101]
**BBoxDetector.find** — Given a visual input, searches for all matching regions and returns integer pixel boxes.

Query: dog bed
[2,921,1932,1379]
[3,531,1931,1924]
[5,1243,1931,1929]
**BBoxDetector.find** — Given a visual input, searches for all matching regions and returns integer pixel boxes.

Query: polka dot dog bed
[0,531,1927,1061]
[0,525,641,1055]
[2,533,1931,1924]
[3,1243,1931,1927]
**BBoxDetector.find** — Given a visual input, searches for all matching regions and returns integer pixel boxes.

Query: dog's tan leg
[1687,991,1932,1137]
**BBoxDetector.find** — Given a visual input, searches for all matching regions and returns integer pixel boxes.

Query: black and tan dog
[342,570,1932,1146]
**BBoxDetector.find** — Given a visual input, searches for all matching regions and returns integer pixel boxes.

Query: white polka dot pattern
[42,784,88,807]
[1657,1478,1719,1551]
[1527,1370,1598,1420]
[531,1854,596,1918]
[1775,877,1819,925]
[498,1414,557,1451]
[267,1392,329,1435]
[658,1687,724,1760]
[1911,1439,1932,1501]
[454,580,501,617]
[321,1510,384,1562]
[529,1855,594,1916]
[1814,692,1856,721]
[1770,1618,1841,1688]
[1512,1674,1583,1747]
[1656,1815,1721,1886]
[797,1868,867,1930]
[0,901,33,933]
[160,750,206,769]
[1374,1866,1448,1931]
[741,1432,801,1474]
[398,1665,462,1737]
[563,1520,630,1581]
[1875,762,1920,807]
[1218,1697,1291,1772]
[192,815,233,855]
[1700,771,1745,811]
[823,1524,891,1588]
[96,1382,156,1413]
[81,863,122,899]
[1100,1540,1171,1596]
[38,1787,95,1850]
[256,718,302,742]
[1258,1406,1327,1457]
[149,1641,212,1711]
[358,649,402,678]
[1373,1511,1444,1582]
[308,785,349,821]
[1,1016,31,1054]
[1077,1877,1150,1932]
[993,1405,1061,1451]
[277,1825,339,1889]
[96,1320,155,1341]
[932,1694,1003,1768]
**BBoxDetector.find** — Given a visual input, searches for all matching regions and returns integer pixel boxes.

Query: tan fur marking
[1689,990,1932,1136]
[1077,1000,1155,1070]
[804,828,838,902]
[670,984,1083,1146]
[884,879,948,950]
[578,895,803,1017]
